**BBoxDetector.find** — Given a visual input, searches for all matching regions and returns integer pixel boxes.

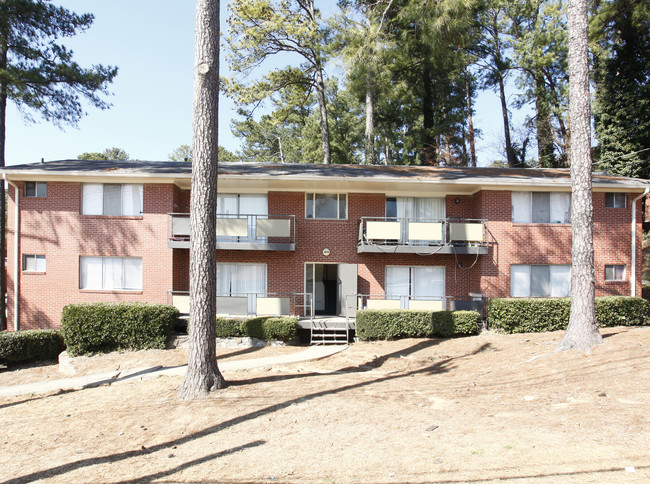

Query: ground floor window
[217,263,267,313]
[511,264,570,297]
[23,254,46,272]
[386,265,445,308]
[605,264,625,281]
[80,256,142,290]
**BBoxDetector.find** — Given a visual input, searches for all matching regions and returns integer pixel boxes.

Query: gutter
[3,175,19,331]
[630,187,649,297]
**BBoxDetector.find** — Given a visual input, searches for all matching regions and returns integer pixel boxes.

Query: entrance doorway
[305,263,357,317]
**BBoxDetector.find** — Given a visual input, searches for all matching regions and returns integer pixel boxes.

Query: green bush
[356,310,432,340]
[488,297,649,333]
[61,303,178,356]
[262,317,298,342]
[0,330,65,364]
[240,317,266,340]
[215,317,243,338]
[596,296,648,327]
[452,311,481,335]
[430,311,455,338]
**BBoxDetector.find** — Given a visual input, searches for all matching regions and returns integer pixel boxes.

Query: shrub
[240,317,266,340]
[356,310,432,340]
[61,303,178,356]
[0,330,65,364]
[596,296,648,327]
[262,317,298,342]
[452,311,481,335]
[488,297,649,333]
[215,317,243,338]
[430,311,455,338]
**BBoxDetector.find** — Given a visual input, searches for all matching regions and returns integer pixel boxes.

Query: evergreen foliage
[0,329,65,364]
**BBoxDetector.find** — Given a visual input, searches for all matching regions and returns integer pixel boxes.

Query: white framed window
[82,183,143,216]
[512,192,571,223]
[386,265,445,308]
[605,264,625,281]
[217,263,267,313]
[80,256,142,290]
[605,193,626,208]
[306,193,347,220]
[23,254,46,272]
[25,182,46,198]
[511,264,571,297]
[385,197,445,220]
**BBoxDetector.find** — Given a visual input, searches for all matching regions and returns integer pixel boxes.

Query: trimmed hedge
[0,330,65,364]
[356,309,480,340]
[215,316,298,342]
[488,296,649,333]
[61,303,178,356]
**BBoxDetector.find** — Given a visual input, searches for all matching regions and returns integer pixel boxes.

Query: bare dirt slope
[1,326,649,483]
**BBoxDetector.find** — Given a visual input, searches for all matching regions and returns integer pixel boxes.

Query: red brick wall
[7,183,645,329]
[6,182,175,330]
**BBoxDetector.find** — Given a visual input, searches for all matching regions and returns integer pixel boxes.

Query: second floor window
[512,192,571,224]
[23,254,46,272]
[306,193,347,220]
[385,197,445,220]
[605,193,626,208]
[82,183,143,216]
[25,182,46,198]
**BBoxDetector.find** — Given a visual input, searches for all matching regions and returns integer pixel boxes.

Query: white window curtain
[412,266,444,300]
[397,197,445,244]
[80,257,141,290]
[217,263,267,313]
[82,184,104,215]
[550,193,571,223]
[81,257,103,289]
[511,265,531,297]
[512,192,532,223]
[386,266,410,308]
[123,258,143,290]
[550,265,571,297]
[102,257,123,290]
[239,194,268,241]
[122,184,143,216]
[217,194,238,216]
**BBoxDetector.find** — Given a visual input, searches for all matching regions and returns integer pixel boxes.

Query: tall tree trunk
[465,71,477,167]
[178,0,226,399]
[535,71,555,168]
[559,0,602,351]
[365,67,376,165]
[421,59,437,165]
[314,63,331,165]
[497,72,517,167]
[0,32,8,332]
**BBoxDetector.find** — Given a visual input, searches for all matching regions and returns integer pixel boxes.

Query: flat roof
[1,159,648,193]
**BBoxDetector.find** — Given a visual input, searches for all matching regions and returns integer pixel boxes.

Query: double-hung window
[217,263,267,313]
[82,183,143,216]
[306,193,347,220]
[25,182,47,198]
[511,265,571,297]
[386,266,445,309]
[512,192,571,223]
[23,254,46,272]
[605,193,626,208]
[80,256,142,290]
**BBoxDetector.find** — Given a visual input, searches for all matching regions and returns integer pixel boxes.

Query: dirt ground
[1,327,649,484]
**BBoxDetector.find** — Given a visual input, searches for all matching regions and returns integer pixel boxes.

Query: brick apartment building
[1,160,648,332]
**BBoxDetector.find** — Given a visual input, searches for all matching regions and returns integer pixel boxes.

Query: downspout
[630,187,649,297]
[4,175,19,330]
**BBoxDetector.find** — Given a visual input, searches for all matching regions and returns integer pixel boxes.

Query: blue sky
[5,0,513,166]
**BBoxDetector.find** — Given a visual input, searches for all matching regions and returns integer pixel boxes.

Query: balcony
[168,291,312,318]
[168,213,296,251]
[357,217,488,254]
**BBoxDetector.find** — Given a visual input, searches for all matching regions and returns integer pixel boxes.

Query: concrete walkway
[0,345,348,398]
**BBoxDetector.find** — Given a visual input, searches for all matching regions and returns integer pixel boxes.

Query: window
[605,193,626,208]
[386,266,445,308]
[82,183,143,216]
[512,192,571,223]
[385,197,445,220]
[217,193,268,241]
[605,264,625,281]
[217,263,267,313]
[80,257,142,290]
[511,265,571,297]
[306,193,346,220]
[23,254,45,272]
[25,182,46,198]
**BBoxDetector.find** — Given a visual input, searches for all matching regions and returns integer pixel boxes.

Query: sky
[5,0,515,167]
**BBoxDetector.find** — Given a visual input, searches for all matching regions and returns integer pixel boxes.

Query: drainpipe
[630,187,649,297]
[4,176,19,330]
